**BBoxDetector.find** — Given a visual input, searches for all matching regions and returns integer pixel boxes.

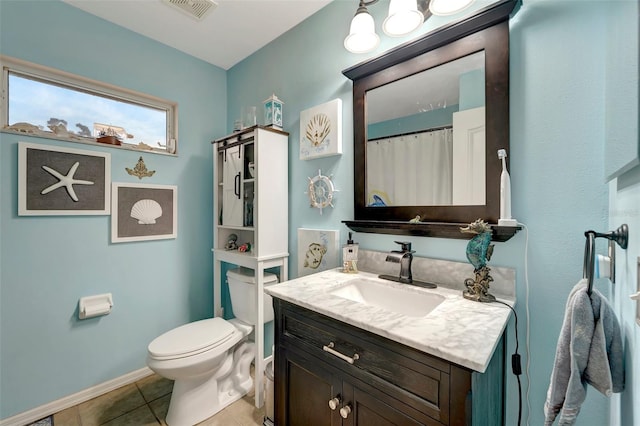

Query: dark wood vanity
[274,299,505,426]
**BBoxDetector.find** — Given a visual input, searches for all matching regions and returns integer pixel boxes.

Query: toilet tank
[227,268,278,324]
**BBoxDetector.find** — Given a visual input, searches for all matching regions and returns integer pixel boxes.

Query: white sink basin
[330,278,444,317]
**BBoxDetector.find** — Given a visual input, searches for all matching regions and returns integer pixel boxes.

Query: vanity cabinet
[213,125,289,253]
[281,346,431,426]
[274,299,505,426]
[212,125,289,408]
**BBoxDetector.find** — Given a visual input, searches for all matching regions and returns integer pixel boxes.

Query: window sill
[1,129,177,157]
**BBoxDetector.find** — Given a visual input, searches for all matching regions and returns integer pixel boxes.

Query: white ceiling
[62,0,333,70]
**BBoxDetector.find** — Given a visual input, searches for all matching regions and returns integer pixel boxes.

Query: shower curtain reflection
[367,128,453,206]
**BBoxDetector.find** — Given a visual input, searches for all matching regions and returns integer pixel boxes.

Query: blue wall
[459,69,486,110]
[228,1,636,425]
[0,0,226,418]
[367,105,459,139]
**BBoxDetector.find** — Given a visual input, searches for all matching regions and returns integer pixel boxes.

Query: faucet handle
[394,241,413,253]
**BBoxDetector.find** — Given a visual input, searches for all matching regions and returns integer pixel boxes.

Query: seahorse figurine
[460,219,496,302]
[460,218,494,270]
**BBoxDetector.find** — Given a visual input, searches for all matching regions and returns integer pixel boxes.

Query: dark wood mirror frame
[342,0,520,241]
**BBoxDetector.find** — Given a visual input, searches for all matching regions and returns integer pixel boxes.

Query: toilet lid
[148,318,236,359]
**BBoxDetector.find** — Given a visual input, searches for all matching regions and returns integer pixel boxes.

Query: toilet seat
[148,318,237,361]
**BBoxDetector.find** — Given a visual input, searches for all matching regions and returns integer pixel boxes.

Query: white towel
[543,279,624,425]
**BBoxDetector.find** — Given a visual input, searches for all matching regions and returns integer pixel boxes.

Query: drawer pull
[328,396,340,410]
[322,342,360,364]
[340,404,352,419]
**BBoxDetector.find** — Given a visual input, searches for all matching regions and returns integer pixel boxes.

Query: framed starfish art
[18,142,111,215]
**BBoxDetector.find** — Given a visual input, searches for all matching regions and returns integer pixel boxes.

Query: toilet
[146,268,278,426]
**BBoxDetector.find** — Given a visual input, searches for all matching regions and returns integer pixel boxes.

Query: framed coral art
[18,142,111,216]
[297,228,339,277]
[299,98,342,160]
[111,182,177,243]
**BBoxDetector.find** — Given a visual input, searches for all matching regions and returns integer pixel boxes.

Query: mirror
[366,50,486,207]
[342,3,515,239]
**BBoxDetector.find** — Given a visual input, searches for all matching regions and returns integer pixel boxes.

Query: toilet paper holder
[79,293,113,319]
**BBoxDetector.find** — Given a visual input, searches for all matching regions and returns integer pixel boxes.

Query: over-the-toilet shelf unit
[212,125,289,408]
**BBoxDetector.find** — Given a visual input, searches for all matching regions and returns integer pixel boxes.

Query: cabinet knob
[328,397,340,410]
[340,404,352,419]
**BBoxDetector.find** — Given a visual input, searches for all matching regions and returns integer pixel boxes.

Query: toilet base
[165,341,255,426]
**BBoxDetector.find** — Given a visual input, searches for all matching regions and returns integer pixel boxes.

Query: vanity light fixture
[344,1,380,53]
[429,0,475,16]
[344,0,426,54]
[383,0,424,37]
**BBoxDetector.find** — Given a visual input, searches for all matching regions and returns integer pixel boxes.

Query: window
[1,56,178,154]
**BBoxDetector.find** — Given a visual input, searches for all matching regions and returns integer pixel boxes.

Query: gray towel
[543,279,624,425]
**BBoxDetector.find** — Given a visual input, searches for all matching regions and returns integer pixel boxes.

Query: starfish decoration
[40,162,94,202]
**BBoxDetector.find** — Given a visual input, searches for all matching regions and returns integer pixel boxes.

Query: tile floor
[30,373,266,426]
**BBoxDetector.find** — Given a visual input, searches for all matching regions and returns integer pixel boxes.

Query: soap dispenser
[342,232,359,273]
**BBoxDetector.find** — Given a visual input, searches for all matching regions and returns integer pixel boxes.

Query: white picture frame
[111,182,177,243]
[299,98,342,160]
[297,228,339,277]
[18,142,111,216]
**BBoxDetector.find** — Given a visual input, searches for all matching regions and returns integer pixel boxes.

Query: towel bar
[583,224,629,295]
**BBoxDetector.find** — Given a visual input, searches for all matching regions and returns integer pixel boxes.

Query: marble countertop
[265,268,514,373]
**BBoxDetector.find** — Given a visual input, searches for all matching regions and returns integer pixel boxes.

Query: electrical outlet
[636,257,639,327]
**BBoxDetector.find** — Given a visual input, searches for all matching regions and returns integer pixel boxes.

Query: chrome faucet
[379,241,437,289]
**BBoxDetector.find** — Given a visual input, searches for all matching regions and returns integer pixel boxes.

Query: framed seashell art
[111,182,177,243]
[299,98,342,160]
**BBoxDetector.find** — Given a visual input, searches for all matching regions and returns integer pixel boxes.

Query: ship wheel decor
[306,169,338,215]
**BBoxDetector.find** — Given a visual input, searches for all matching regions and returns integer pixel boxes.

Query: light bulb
[383,0,424,37]
[344,8,380,53]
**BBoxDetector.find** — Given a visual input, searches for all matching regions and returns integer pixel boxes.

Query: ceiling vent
[163,0,217,20]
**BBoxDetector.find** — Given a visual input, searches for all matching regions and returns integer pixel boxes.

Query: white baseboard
[0,367,154,426]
